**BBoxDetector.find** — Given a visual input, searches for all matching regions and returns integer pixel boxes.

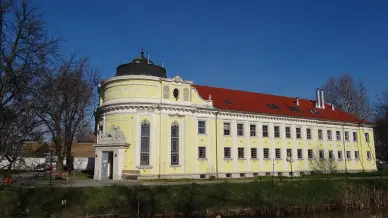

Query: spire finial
[140,48,145,58]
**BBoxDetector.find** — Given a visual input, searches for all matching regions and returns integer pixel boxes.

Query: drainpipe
[215,110,219,178]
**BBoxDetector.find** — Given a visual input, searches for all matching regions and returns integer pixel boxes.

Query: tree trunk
[66,147,74,171]
[56,155,64,171]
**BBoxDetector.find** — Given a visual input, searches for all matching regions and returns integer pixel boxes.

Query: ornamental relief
[183,88,189,101]
[163,85,170,99]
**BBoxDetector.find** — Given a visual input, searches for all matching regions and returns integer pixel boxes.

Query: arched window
[171,122,179,166]
[140,120,150,166]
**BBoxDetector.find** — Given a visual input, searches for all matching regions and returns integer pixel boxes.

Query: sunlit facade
[93,50,376,180]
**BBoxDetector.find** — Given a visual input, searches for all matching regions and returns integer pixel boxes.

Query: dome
[115,49,166,78]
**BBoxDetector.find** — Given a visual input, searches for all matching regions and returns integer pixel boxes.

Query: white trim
[232,120,237,171]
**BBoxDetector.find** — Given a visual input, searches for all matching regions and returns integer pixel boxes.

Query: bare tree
[323,73,371,120]
[308,150,338,174]
[0,0,58,174]
[75,127,96,143]
[36,56,99,171]
[374,91,388,162]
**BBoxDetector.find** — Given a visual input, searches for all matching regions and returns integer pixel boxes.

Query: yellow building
[93,50,376,180]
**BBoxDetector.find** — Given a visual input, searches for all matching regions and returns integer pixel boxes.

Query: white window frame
[198,120,206,134]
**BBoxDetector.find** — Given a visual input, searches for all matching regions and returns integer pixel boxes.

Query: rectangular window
[198,147,206,159]
[224,123,230,136]
[319,150,324,159]
[353,132,357,142]
[297,149,303,159]
[274,126,280,138]
[318,129,323,140]
[329,150,334,159]
[287,149,292,158]
[251,148,257,159]
[198,120,206,134]
[306,128,312,139]
[338,151,343,160]
[296,128,301,139]
[308,149,313,159]
[140,122,150,166]
[250,124,256,136]
[355,151,359,160]
[367,151,371,160]
[365,133,369,142]
[327,130,332,141]
[346,151,351,159]
[262,125,269,137]
[171,124,180,165]
[275,148,281,159]
[263,148,269,159]
[224,147,231,158]
[285,127,291,138]
[336,131,341,141]
[345,131,349,141]
[238,148,245,159]
[237,124,244,136]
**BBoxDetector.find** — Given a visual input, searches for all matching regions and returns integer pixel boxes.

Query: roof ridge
[193,84,315,102]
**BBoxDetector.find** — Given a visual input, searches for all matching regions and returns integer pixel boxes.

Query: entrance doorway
[101,151,114,179]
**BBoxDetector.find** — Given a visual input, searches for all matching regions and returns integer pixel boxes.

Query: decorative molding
[100,104,373,129]
[183,88,189,101]
[172,75,184,83]
[95,125,129,147]
[163,85,170,99]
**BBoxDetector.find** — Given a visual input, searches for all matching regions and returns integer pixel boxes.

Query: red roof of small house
[193,85,372,125]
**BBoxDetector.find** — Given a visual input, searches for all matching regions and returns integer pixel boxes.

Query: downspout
[215,110,219,178]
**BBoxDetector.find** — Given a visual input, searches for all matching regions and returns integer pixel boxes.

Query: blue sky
[40,0,387,102]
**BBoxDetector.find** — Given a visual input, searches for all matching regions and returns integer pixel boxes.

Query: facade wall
[95,75,377,180]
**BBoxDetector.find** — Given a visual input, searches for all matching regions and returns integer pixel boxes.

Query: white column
[183,116,186,173]
[245,120,250,171]
[232,119,237,172]
[135,113,140,166]
[257,122,263,173]
[152,114,156,174]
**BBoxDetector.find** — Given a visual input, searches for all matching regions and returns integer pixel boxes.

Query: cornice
[99,104,373,128]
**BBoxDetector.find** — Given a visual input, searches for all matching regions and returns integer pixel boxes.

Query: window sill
[197,133,207,136]
[297,158,303,160]
[250,158,259,160]
[197,158,208,161]
[136,165,153,169]
[275,158,282,161]
[263,158,271,161]
[223,158,233,161]
[237,158,246,160]
[170,165,181,168]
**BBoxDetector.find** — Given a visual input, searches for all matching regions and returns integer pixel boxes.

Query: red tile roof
[193,85,372,125]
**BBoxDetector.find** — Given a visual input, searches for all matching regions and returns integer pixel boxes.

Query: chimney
[316,88,321,108]
[320,89,325,109]
[296,97,300,106]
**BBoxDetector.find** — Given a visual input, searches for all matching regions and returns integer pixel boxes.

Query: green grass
[69,171,93,180]
[2,178,387,217]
